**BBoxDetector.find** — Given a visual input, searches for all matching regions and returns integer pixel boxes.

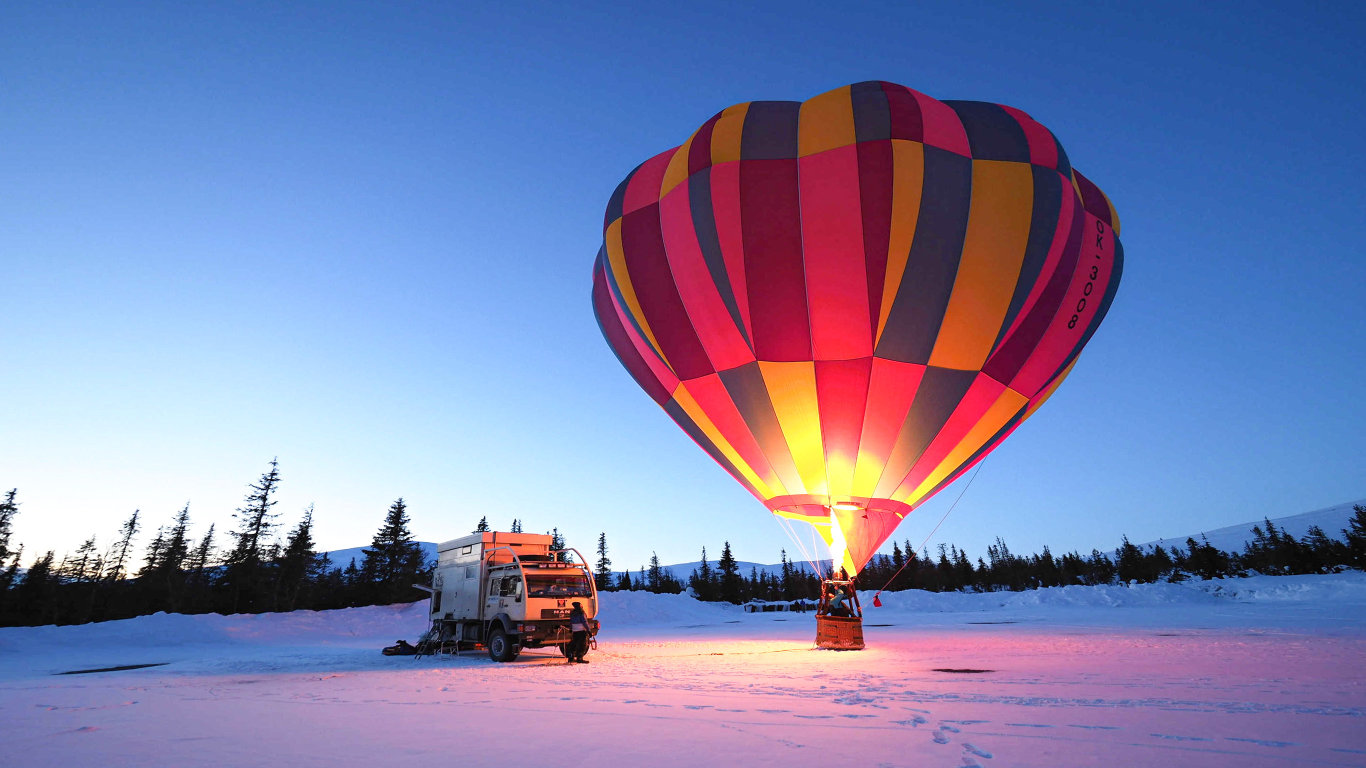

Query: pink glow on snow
[2,574,1365,767]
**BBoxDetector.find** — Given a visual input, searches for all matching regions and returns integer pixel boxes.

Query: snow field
[2,573,1364,767]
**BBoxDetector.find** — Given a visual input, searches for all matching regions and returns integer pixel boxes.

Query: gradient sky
[4,1,1363,575]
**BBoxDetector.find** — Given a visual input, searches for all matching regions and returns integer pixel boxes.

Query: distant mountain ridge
[1139,498,1365,554]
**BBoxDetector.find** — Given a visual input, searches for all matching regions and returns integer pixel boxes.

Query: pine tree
[510,518,522,533]
[691,546,714,601]
[13,551,56,624]
[717,541,741,603]
[648,552,663,593]
[1344,505,1366,568]
[0,544,21,615]
[140,527,167,578]
[0,490,18,594]
[779,549,794,599]
[223,459,283,613]
[594,532,612,591]
[104,509,140,584]
[1115,535,1144,584]
[361,498,428,605]
[549,528,567,561]
[616,569,632,590]
[183,523,217,611]
[474,516,490,533]
[140,505,193,612]
[274,506,325,611]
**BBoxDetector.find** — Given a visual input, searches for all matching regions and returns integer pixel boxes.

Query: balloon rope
[776,516,822,575]
[872,460,986,603]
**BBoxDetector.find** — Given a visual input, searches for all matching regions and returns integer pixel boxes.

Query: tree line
[3,466,1364,624]
[591,505,1366,603]
[0,461,430,627]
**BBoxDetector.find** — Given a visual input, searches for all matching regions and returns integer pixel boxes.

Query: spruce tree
[361,498,428,605]
[648,552,663,593]
[1344,505,1366,568]
[14,551,56,624]
[105,509,140,585]
[594,532,612,591]
[274,506,325,611]
[0,490,18,593]
[224,459,282,613]
[717,541,741,603]
[184,524,217,611]
[474,516,490,533]
[692,546,714,601]
[510,518,522,533]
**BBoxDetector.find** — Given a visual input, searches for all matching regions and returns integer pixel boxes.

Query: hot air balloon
[591,81,1122,577]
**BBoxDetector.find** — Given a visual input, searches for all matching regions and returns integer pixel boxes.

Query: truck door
[486,574,508,617]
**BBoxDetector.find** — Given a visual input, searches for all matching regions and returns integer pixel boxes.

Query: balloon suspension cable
[775,516,826,581]
[872,460,986,607]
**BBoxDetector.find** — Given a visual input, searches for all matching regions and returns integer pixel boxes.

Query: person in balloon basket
[827,585,852,618]
[567,602,590,663]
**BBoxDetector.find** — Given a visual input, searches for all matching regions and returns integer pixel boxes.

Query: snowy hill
[322,542,439,569]
[1141,497,1365,554]
[619,558,831,583]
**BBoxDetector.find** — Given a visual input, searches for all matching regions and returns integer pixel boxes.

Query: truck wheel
[559,643,571,658]
[487,628,518,662]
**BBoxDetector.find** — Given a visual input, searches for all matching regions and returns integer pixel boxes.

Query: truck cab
[427,531,599,662]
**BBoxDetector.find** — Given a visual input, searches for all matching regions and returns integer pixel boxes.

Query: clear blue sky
[4,1,1363,574]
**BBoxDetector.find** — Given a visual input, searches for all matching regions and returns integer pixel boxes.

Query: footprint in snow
[940,724,961,734]
[932,731,951,745]
[963,743,992,759]
[1226,738,1296,748]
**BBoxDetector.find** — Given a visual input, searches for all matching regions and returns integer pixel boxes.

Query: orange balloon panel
[592,81,1123,574]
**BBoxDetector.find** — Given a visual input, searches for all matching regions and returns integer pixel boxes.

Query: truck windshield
[525,572,591,598]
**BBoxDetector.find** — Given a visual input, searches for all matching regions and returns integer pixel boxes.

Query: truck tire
[487,627,519,662]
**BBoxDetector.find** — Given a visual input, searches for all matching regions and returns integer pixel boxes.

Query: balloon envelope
[592,81,1123,574]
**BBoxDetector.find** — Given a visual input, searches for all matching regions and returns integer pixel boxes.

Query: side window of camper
[465,565,476,579]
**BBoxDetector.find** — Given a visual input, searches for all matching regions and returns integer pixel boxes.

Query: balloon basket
[815,615,865,650]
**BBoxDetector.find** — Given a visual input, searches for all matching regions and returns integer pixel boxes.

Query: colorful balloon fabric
[592,81,1123,575]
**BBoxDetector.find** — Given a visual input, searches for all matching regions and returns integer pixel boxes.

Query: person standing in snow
[567,602,590,663]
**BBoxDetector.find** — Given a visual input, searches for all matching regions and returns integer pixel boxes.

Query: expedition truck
[422,531,599,662]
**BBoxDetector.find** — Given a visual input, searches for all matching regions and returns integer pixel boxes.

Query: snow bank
[868,571,1366,613]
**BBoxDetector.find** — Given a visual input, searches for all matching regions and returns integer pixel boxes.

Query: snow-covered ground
[3,574,1365,767]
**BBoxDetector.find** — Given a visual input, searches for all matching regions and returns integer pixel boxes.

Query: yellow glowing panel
[673,382,779,500]
[757,361,828,496]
